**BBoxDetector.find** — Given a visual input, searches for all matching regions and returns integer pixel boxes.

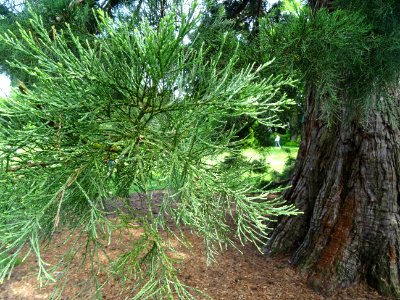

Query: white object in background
[0,73,11,98]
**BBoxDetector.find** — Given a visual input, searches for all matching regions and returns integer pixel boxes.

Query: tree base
[265,89,400,298]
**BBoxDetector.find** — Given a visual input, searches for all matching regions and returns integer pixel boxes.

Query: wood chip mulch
[0,192,394,299]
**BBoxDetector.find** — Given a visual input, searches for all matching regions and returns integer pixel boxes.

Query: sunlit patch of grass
[203,152,231,166]
[241,148,263,161]
[242,147,298,173]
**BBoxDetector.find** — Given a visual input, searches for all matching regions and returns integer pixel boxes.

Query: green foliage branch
[259,1,400,125]
[0,0,105,83]
[0,5,298,299]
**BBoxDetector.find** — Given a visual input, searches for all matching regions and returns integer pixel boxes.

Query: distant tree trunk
[264,84,400,297]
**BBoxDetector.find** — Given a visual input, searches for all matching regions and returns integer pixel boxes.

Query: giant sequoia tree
[2,0,400,298]
[263,0,400,297]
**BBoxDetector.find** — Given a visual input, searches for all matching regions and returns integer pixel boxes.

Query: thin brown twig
[54,166,85,230]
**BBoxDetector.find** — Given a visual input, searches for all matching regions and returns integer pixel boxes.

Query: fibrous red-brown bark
[264,85,400,297]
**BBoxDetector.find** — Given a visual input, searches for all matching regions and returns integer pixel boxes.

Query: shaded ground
[0,231,392,300]
[0,192,394,300]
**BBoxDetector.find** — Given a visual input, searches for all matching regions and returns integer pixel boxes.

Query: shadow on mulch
[0,191,394,300]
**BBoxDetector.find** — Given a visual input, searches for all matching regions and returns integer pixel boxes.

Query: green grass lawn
[242,147,298,173]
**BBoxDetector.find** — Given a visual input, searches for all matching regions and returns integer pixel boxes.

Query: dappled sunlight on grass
[203,152,231,166]
[241,148,263,161]
[242,147,298,173]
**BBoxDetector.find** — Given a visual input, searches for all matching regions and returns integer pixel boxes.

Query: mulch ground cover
[0,191,394,300]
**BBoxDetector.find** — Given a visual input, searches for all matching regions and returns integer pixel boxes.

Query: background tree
[194,0,303,148]
[262,0,400,297]
[0,2,298,298]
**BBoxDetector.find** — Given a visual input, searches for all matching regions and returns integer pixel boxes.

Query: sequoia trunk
[264,85,400,297]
